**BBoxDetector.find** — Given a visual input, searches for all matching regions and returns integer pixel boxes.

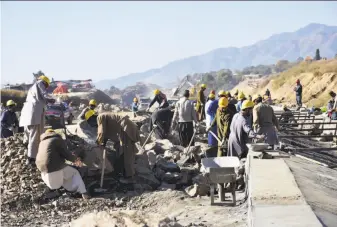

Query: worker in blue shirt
[1,100,19,138]
[132,97,139,118]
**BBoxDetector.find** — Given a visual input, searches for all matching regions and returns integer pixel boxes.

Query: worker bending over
[1,100,19,138]
[20,75,55,166]
[208,97,236,157]
[253,96,280,149]
[279,105,297,125]
[228,100,265,159]
[171,90,198,147]
[96,112,140,183]
[78,99,97,120]
[36,129,90,200]
[150,106,174,139]
[147,89,169,111]
[132,98,139,118]
[328,91,337,120]
[196,84,207,121]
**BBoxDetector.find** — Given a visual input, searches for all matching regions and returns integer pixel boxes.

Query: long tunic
[210,107,236,145]
[196,90,206,113]
[253,103,279,145]
[228,113,256,158]
[205,100,213,128]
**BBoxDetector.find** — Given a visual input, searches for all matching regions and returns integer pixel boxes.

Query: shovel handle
[141,125,158,149]
[185,128,197,154]
[100,148,106,188]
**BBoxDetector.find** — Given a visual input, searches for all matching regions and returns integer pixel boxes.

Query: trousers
[41,166,87,194]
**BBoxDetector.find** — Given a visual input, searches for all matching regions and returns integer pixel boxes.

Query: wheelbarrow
[201,156,240,206]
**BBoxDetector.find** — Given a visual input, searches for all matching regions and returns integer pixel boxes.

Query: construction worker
[205,93,217,148]
[96,112,140,183]
[196,84,207,121]
[78,99,97,120]
[207,90,226,122]
[279,104,298,125]
[1,100,19,138]
[132,97,139,118]
[150,106,174,139]
[206,90,216,102]
[228,100,265,159]
[20,75,55,166]
[253,95,280,149]
[265,89,271,98]
[36,129,90,200]
[171,90,198,147]
[236,91,246,112]
[147,89,169,111]
[208,97,236,157]
[226,91,237,105]
[294,79,303,110]
[328,91,337,120]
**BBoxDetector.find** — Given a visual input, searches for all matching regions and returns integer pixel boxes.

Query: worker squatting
[1,76,337,200]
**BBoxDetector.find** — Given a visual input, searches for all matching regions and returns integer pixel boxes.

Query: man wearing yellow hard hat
[236,91,247,112]
[207,96,236,157]
[252,94,280,150]
[78,99,97,120]
[19,74,55,166]
[1,100,19,138]
[228,100,265,159]
[147,89,169,112]
[196,84,207,121]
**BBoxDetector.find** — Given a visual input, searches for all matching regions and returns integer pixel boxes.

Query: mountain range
[95,23,337,90]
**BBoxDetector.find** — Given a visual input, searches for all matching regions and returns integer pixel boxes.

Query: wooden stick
[100,148,106,188]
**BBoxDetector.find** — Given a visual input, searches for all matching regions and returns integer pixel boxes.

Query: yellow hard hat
[89,99,97,106]
[208,93,215,99]
[201,84,206,89]
[238,92,245,100]
[241,100,254,110]
[85,109,97,121]
[252,94,261,102]
[133,97,138,102]
[6,100,16,106]
[218,90,226,96]
[154,89,160,95]
[219,97,229,108]
[45,129,55,133]
[38,75,51,86]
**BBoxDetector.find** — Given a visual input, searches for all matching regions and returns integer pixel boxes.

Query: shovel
[100,148,107,188]
[138,124,158,154]
[177,126,198,166]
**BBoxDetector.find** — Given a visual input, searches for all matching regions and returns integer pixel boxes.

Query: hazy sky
[1,1,337,84]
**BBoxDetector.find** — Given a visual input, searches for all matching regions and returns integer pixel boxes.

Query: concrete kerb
[246,150,322,227]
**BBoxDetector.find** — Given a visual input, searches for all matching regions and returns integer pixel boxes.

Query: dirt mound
[231,59,337,107]
[65,89,119,106]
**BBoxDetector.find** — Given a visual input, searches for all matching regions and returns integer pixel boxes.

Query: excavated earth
[1,114,248,227]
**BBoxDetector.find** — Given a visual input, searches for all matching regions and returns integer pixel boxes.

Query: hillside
[231,59,337,107]
[95,23,337,89]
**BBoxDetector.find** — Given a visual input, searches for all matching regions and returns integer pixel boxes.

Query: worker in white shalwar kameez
[19,75,55,166]
[36,129,90,200]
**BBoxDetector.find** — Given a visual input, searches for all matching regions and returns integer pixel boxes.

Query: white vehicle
[138,97,152,111]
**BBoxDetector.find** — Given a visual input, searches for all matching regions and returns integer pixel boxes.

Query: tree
[315,49,321,61]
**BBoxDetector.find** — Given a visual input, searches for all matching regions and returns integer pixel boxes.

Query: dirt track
[285,157,337,227]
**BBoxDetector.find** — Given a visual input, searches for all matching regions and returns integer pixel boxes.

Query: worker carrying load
[236,91,246,112]
[147,89,169,111]
[132,97,139,118]
[1,100,19,138]
[294,79,303,110]
[328,91,337,120]
[36,129,90,200]
[20,75,55,166]
[253,95,280,150]
[228,100,265,159]
[96,112,140,184]
[78,99,97,120]
[171,90,198,147]
[208,96,236,157]
[196,84,207,121]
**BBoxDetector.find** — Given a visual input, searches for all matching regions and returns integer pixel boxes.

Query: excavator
[171,75,202,101]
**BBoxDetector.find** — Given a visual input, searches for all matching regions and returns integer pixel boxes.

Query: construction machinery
[171,75,202,101]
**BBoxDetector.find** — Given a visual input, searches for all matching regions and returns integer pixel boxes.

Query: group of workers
[2,74,336,200]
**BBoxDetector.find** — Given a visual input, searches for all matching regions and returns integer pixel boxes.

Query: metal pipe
[279,122,337,125]
[279,135,337,138]
[281,128,337,132]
